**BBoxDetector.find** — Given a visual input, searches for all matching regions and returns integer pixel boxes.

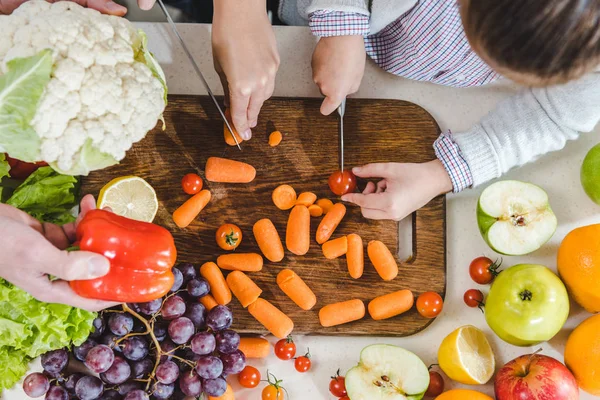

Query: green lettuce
[0,154,10,200]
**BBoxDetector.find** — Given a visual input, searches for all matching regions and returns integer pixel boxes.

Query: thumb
[352,163,390,178]
[320,95,342,116]
[85,0,127,15]
[137,0,155,10]
[43,250,111,281]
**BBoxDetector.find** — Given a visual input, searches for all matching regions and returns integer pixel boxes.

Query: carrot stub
[205,157,256,183]
[347,233,364,279]
[172,189,211,228]
[322,236,348,259]
[253,218,284,262]
[269,130,283,147]
[238,337,271,358]
[296,192,317,206]
[316,203,346,244]
[226,271,262,308]
[208,384,234,400]
[316,199,334,214]
[308,205,323,217]
[277,269,317,311]
[367,240,399,281]
[319,299,365,327]
[223,109,244,146]
[199,294,218,311]
[199,262,232,305]
[272,184,297,210]
[286,205,310,255]
[247,298,294,339]
[217,253,263,272]
[368,289,414,320]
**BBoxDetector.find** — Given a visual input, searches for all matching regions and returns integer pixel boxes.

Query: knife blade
[338,98,346,172]
[156,0,241,150]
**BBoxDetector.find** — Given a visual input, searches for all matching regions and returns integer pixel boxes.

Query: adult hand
[0,0,155,16]
[341,160,453,220]
[312,35,366,115]
[0,194,117,311]
[212,0,279,140]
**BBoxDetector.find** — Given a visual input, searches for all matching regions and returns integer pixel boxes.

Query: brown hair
[461,0,600,86]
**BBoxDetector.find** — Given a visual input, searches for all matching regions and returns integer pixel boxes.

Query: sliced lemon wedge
[97,176,158,222]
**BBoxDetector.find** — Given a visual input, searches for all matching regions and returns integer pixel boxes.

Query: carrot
[226,271,262,308]
[223,108,244,146]
[253,218,284,262]
[172,189,211,228]
[308,204,323,217]
[319,299,365,327]
[316,199,334,214]
[208,383,234,400]
[247,298,294,339]
[277,269,317,311]
[199,262,232,305]
[368,289,414,320]
[316,203,346,244]
[286,205,310,255]
[272,184,297,210]
[199,294,218,311]
[347,233,364,279]
[296,192,317,206]
[238,337,270,358]
[367,240,399,281]
[217,253,263,272]
[269,130,283,147]
[322,236,348,259]
[205,157,256,183]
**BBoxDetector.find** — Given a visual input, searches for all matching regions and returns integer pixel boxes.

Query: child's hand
[312,35,366,115]
[341,160,453,220]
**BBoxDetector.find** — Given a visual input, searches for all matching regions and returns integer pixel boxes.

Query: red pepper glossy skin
[70,209,177,302]
[5,154,48,180]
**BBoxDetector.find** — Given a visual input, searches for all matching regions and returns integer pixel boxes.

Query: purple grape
[138,299,162,315]
[122,336,148,361]
[181,348,201,364]
[126,303,141,313]
[202,377,227,397]
[85,345,115,373]
[178,370,202,397]
[108,313,134,336]
[131,358,153,379]
[186,279,210,298]
[159,339,177,363]
[190,332,216,355]
[155,360,179,384]
[170,268,184,292]
[100,356,131,385]
[41,349,69,374]
[176,263,197,283]
[90,317,105,338]
[168,317,194,344]
[64,373,84,393]
[116,382,142,396]
[184,302,206,329]
[206,305,233,331]
[161,296,186,320]
[23,373,50,398]
[215,329,240,354]
[131,319,146,334]
[99,333,121,352]
[194,356,223,379]
[75,376,104,400]
[123,390,148,400]
[221,349,246,375]
[73,339,97,362]
[99,390,122,400]
[45,385,68,400]
[153,322,168,341]
[153,382,174,399]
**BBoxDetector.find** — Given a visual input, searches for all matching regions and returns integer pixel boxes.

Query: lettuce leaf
[0,154,9,200]
[134,29,168,104]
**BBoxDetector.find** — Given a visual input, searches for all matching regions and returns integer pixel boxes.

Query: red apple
[495,353,579,400]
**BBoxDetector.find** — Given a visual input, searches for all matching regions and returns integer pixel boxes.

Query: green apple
[581,143,600,204]
[345,344,429,400]
[485,264,569,346]
[477,180,557,255]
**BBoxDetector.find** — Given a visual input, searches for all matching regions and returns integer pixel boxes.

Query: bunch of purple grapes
[22,263,245,400]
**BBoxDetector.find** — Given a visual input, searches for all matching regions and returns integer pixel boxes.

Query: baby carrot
[199,294,218,311]
[322,236,348,259]
[199,262,231,305]
[286,205,310,255]
[319,299,365,327]
[208,384,234,400]
[316,198,334,214]
[296,192,317,206]
[368,289,414,320]
[238,337,270,358]
[226,271,262,308]
[253,218,284,262]
[248,298,294,339]
[277,269,317,311]
[205,157,256,183]
[272,184,297,210]
[172,189,211,228]
[347,233,364,279]
[223,109,244,146]
[308,204,323,217]
[367,240,399,281]
[217,253,263,272]
[316,203,346,244]
[269,130,283,147]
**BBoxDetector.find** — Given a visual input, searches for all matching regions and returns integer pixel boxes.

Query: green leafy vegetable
[135,30,168,104]
[0,154,10,200]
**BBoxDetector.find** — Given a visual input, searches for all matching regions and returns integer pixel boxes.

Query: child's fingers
[342,192,390,210]
[320,95,343,116]
[352,163,389,178]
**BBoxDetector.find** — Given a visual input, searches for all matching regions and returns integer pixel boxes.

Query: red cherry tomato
[181,173,203,195]
[274,336,296,360]
[425,370,444,397]
[5,155,48,180]
[416,292,443,319]
[469,256,501,284]
[238,366,261,388]
[328,170,357,196]
[329,370,347,397]
[464,289,485,309]
[216,224,242,251]
[294,350,311,373]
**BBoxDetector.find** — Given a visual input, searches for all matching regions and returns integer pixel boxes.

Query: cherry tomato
[216,224,242,251]
[340,397,350,400]
[425,370,444,397]
[274,336,296,360]
[329,370,347,397]
[469,256,501,284]
[262,373,285,400]
[294,350,311,373]
[328,169,357,196]
[464,289,485,309]
[416,292,443,319]
[181,173,203,195]
[238,366,261,388]
[5,155,48,180]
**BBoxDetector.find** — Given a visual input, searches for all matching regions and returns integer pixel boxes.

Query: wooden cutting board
[82,95,446,337]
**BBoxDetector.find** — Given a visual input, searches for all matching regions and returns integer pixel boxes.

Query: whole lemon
[564,314,600,395]
[435,389,493,400]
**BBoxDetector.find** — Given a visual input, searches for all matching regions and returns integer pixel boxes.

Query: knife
[156,0,241,150]
[338,98,346,172]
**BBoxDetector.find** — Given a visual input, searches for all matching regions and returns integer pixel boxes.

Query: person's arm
[0,0,155,16]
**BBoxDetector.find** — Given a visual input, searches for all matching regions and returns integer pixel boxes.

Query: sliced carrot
[347,233,364,279]
[269,130,283,147]
[199,262,232,305]
[316,199,334,214]
[217,253,263,272]
[253,219,284,262]
[248,298,294,339]
[226,271,262,308]
[286,205,310,255]
[199,294,218,311]
[322,236,348,259]
[308,204,323,217]
[319,299,365,327]
[368,289,414,321]
[367,240,399,281]
[277,269,317,311]
[316,203,346,244]
[238,337,270,358]
[205,157,256,183]
[272,184,297,210]
[223,108,244,146]
[173,189,211,228]
[208,383,234,400]
[296,192,317,206]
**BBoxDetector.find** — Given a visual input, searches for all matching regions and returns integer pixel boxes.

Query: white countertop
[7,22,600,400]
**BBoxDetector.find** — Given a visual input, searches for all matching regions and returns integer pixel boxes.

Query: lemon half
[97,176,158,222]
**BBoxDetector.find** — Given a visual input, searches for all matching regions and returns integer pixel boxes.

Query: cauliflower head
[0,1,167,175]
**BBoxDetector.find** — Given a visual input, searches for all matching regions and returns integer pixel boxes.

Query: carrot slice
[223,109,244,146]
[277,269,317,311]
[316,203,346,244]
[248,298,294,339]
[199,294,218,311]
[316,199,334,214]
[347,233,364,279]
[238,337,270,358]
[322,236,348,259]
[226,271,262,308]
[368,289,414,320]
[217,253,263,272]
[367,240,399,281]
[208,384,234,400]
[205,157,256,183]
[199,262,232,305]
[308,205,323,217]
[253,218,284,262]
[319,299,365,327]
[296,192,317,206]
[269,130,283,147]
[286,205,310,255]
[272,184,297,210]
[173,189,211,228]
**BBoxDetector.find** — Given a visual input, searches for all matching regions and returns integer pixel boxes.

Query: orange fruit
[565,314,600,395]
[435,389,493,400]
[557,223,600,312]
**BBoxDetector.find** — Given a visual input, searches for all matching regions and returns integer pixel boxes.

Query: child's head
[460,0,600,86]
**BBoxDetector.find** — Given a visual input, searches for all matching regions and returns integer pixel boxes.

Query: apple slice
[477,180,557,255]
[345,345,429,400]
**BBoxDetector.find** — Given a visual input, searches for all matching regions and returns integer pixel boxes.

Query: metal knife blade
[157,0,241,150]
[338,98,346,172]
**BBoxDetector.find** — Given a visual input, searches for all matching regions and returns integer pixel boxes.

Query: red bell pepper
[70,209,177,302]
[5,154,48,180]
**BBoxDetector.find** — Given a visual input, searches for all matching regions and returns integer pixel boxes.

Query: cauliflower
[0,0,167,175]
